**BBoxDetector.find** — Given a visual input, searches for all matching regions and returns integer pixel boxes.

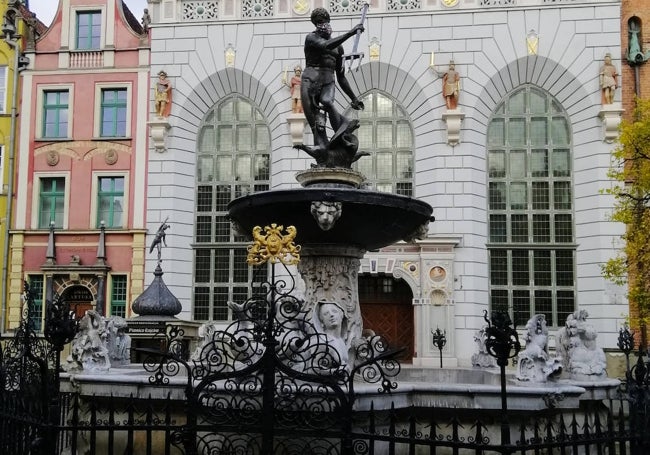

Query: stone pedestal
[286,113,307,145]
[441,109,465,146]
[598,103,624,143]
[148,117,171,152]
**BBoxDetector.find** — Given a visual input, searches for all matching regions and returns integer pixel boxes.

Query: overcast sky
[29,0,149,27]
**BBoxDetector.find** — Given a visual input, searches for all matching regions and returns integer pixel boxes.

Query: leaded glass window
[487,86,575,327]
[193,96,270,321]
[110,275,127,318]
[348,91,414,196]
[28,275,44,331]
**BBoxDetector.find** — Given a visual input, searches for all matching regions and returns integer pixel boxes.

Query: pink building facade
[5,0,150,329]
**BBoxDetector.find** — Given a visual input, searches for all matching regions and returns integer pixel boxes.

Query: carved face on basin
[310,201,342,231]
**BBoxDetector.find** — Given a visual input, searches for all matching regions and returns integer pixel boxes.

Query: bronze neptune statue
[295,8,369,168]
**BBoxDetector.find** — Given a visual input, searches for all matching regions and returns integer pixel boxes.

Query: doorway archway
[61,285,94,319]
[359,274,414,361]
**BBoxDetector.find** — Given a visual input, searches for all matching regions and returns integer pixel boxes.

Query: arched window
[193,96,270,321]
[487,86,575,327]
[349,91,414,196]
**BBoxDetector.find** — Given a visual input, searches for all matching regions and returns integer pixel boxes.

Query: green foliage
[603,98,650,340]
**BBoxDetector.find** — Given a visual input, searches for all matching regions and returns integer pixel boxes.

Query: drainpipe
[1,15,22,334]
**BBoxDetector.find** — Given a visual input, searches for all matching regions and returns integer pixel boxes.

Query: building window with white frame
[193,96,271,321]
[348,91,414,196]
[0,66,7,114]
[100,88,127,137]
[76,11,101,50]
[39,177,65,229]
[487,85,575,328]
[42,90,69,138]
[97,176,125,228]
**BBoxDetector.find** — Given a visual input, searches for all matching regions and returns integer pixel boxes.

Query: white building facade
[144,0,626,366]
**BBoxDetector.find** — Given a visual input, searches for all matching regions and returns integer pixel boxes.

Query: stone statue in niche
[312,300,349,367]
[557,310,607,380]
[106,316,131,366]
[599,53,618,105]
[471,325,497,368]
[294,8,368,168]
[64,310,111,372]
[516,314,562,382]
[311,200,342,231]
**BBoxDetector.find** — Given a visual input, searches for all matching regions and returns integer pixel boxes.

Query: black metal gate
[2,277,650,454]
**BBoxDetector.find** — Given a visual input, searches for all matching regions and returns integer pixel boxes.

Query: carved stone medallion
[105,149,118,165]
[46,150,60,166]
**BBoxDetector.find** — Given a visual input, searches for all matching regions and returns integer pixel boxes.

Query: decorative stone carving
[598,103,624,144]
[312,300,349,366]
[557,310,607,380]
[516,314,562,382]
[181,1,219,21]
[104,148,118,165]
[471,326,496,368]
[441,110,465,146]
[287,113,307,145]
[106,316,131,366]
[297,253,362,352]
[64,310,111,372]
[46,150,60,166]
[147,118,171,152]
[310,201,342,231]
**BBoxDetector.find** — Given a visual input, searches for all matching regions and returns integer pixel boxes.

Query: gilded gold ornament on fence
[247,224,301,266]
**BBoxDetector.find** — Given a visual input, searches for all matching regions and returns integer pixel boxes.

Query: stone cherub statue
[294,8,369,168]
[516,314,562,382]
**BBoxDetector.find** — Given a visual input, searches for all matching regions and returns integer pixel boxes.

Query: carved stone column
[297,245,364,347]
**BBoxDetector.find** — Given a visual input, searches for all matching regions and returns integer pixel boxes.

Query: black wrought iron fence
[2,276,650,454]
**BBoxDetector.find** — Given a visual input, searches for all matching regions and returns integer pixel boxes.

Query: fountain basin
[227,188,433,251]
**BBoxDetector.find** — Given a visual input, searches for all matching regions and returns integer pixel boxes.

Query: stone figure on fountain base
[471,325,497,368]
[516,314,562,382]
[65,310,111,373]
[558,310,607,380]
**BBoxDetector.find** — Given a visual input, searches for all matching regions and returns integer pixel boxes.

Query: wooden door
[359,275,414,362]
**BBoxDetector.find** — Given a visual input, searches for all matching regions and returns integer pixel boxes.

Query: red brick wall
[621,0,650,119]
[621,0,650,341]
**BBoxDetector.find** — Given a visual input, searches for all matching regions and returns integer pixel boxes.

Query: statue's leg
[320,83,344,133]
[300,79,317,132]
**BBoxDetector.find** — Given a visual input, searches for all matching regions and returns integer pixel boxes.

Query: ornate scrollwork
[142,325,190,385]
[247,224,301,265]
